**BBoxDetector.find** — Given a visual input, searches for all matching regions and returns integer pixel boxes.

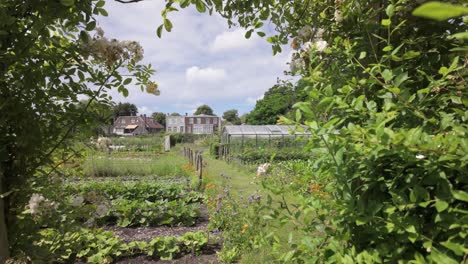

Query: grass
[83,152,190,177]
[196,149,302,263]
[110,135,164,152]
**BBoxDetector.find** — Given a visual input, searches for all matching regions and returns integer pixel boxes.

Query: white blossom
[315,40,328,52]
[28,193,45,215]
[316,28,325,38]
[256,163,270,177]
[416,154,425,159]
[334,10,344,23]
[290,56,305,73]
[96,204,109,217]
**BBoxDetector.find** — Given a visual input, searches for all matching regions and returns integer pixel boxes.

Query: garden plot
[17,150,220,263]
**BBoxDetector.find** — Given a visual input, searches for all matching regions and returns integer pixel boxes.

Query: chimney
[185,113,188,116]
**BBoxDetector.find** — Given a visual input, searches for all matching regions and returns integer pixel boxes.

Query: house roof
[125,124,138,129]
[114,116,164,129]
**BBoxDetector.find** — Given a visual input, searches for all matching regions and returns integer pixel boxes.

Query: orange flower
[243,224,249,228]
[308,184,324,192]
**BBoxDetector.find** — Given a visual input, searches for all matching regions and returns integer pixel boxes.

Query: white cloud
[97,2,296,116]
[211,29,258,52]
[186,66,227,83]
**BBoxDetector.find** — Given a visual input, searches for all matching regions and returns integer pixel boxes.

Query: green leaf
[434,200,449,212]
[123,78,132,85]
[452,190,468,202]
[402,51,420,60]
[412,2,468,21]
[405,225,417,233]
[164,19,173,32]
[196,0,206,13]
[99,8,108,17]
[60,0,75,7]
[386,4,395,18]
[95,0,105,8]
[440,241,466,256]
[156,25,163,38]
[381,69,394,82]
[86,21,96,31]
[381,19,391,26]
[245,29,253,39]
[359,51,367,59]
[257,31,266,37]
[449,32,468,40]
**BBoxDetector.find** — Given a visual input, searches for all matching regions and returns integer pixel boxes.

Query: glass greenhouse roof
[223,125,311,136]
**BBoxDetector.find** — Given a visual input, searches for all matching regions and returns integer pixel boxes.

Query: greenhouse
[219,125,312,161]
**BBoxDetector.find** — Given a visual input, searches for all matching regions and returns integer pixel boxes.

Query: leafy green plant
[148,236,180,260]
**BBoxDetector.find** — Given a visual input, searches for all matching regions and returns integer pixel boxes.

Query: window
[180,126,184,133]
[131,119,135,123]
[213,118,218,124]
[122,119,126,124]
[168,127,171,132]
[207,118,211,124]
[197,118,201,124]
[189,118,193,124]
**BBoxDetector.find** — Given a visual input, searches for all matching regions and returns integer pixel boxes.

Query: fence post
[198,155,203,190]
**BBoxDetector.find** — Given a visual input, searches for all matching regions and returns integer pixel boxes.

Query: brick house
[166,114,220,134]
[113,115,164,136]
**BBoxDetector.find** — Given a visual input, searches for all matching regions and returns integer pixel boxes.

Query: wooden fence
[183,147,204,189]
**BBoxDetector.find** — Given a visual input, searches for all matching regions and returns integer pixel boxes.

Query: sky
[97,0,295,117]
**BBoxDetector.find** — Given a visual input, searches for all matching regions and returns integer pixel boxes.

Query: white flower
[28,193,45,215]
[314,40,328,52]
[290,56,305,73]
[71,195,84,207]
[334,10,344,23]
[96,204,109,217]
[256,163,270,177]
[416,154,425,159]
[303,41,314,52]
[316,28,325,38]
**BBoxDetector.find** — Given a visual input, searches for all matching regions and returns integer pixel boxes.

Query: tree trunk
[0,175,9,264]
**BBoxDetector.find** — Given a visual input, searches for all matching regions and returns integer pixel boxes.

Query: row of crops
[11,139,218,263]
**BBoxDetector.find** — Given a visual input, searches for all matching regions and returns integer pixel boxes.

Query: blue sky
[97,1,295,116]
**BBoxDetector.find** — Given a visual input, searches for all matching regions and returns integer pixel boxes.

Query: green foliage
[235,148,310,164]
[0,0,156,257]
[222,109,242,125]
[82,154,189,177]
[194,104,215,115]
[245,81,306,125]
[110,135,164,152]
[412,1,468,21]
[26,227,210,263]
[105,198,200,227]
[160,0,468,262]
[151,112,167,128]
[112,102,138,118]
[65,180,203,203]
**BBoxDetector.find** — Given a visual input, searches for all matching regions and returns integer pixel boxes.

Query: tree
[113,102,138,118]
[194,104,214,115]
[170,112,181,116]
[0,1,157,260]
[245,81,296,125]
[222,109,241,125]
[151,112,166,128]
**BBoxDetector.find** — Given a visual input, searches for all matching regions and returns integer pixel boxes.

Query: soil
[104,220,210,243]
[113,252,219,264]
